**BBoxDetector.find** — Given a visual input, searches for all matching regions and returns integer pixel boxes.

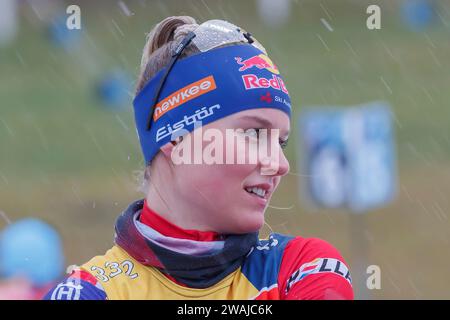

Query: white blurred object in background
[257,0,291,28]
[0,0,18,47]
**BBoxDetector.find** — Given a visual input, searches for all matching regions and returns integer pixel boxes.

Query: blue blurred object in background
[96,69,133,111]
[308,141,347,209]
[47,15,81,51]
[299,102,397,213]
[401,0,436,31]
[0,219,64,286]
[0,0,18,47]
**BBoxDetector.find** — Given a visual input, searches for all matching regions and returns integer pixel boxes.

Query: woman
[45,16,353,300]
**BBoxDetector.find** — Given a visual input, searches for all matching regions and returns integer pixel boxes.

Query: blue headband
[133,44,291,164]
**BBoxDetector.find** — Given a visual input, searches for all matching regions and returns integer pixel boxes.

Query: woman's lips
[243,183,272,198]
[244,188,269,207]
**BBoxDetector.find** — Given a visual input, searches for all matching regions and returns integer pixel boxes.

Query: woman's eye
[279,139,288,149]
[244,128,261,138]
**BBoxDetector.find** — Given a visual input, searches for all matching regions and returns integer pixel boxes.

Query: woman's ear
[159,142,174,159]
[159,136,183,159]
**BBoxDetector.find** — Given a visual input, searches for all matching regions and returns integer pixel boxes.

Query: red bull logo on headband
[242,74,289,94]
[235,54,279,74]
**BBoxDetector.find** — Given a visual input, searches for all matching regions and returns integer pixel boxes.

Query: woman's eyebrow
[238,115,274,128]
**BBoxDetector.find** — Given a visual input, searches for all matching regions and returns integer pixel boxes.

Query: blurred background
[1,0,449,299]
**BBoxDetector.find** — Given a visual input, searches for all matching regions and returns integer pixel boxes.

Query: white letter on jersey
[50,281,83,300]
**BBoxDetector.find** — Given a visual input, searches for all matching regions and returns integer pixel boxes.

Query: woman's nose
[260,149,290,176]
[277,150,290,176]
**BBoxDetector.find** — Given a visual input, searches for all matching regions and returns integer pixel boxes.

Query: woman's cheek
[235,138,259,165]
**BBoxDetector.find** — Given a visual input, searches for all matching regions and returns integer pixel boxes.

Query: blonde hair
[135,16,248,193]
[136,16,200,94]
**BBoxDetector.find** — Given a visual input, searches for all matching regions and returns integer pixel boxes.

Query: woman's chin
[231,213,265,234]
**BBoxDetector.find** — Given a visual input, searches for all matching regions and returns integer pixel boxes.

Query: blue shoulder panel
[43,278,107,300]
[241,233,294,291]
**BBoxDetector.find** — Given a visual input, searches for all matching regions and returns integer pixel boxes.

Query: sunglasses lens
[192,19,267,54]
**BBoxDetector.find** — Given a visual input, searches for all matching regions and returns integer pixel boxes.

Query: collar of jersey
[114,199,258,288]
[139,199,223,242]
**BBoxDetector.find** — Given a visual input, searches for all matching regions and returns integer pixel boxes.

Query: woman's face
[169,108,290,234]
